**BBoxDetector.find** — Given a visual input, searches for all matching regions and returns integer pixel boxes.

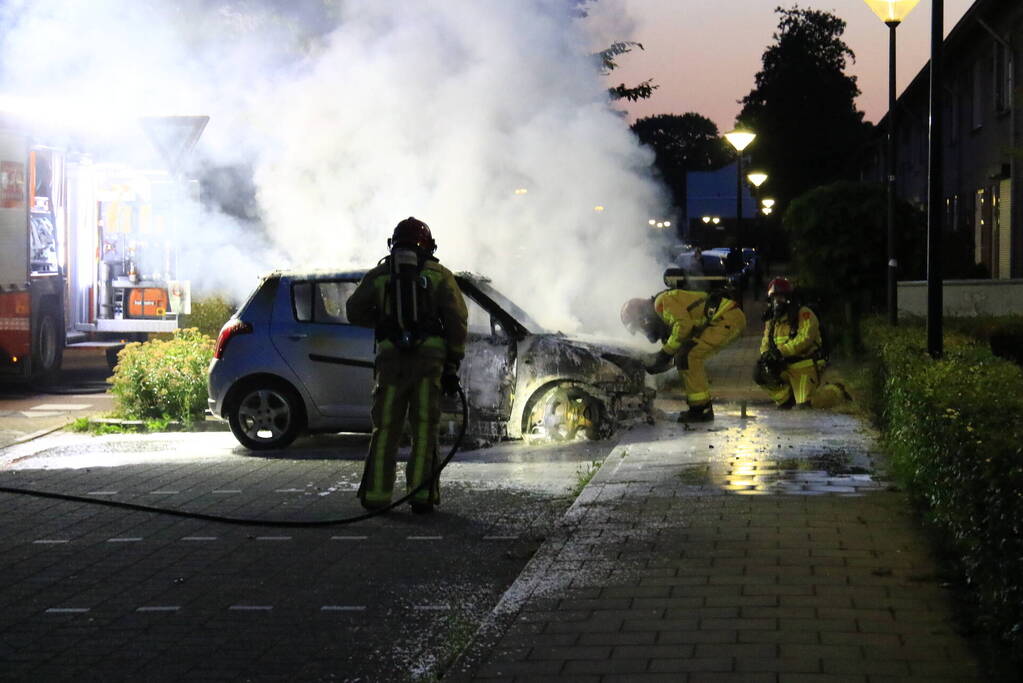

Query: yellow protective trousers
[762,358,823,407]
[678,307,746,407]
[358,353,443,508]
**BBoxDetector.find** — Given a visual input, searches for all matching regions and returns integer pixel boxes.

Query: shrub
[864,319,1023,662]
[944,316,1023,366]
[109,328,214,423]
[782,181,924,353]
[180,295,237,339]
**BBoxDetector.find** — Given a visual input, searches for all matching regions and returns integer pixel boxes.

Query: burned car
[207,269,652,449]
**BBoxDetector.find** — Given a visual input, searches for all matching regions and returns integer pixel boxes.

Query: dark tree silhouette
[630,113,730,213]
[599,41,658,103]
[738,6,871,213]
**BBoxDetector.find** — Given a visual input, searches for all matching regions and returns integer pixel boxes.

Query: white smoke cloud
[0,0,670,336]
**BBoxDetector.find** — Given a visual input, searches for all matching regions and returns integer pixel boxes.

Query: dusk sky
[609,0,975,130]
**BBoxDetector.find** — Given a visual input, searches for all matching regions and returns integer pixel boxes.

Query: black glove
[759,348,786,376]
[441,372,461,397]
[644,350,673,375]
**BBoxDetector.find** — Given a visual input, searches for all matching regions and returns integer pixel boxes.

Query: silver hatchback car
[207,269,652,450]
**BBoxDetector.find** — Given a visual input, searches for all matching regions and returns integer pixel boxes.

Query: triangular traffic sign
[140,116,209,173]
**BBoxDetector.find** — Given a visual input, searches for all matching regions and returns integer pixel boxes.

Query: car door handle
[287,333,308,341]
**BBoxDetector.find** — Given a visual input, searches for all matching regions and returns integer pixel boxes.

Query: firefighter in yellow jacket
[755,277,846,409]
[346,217,468,514]
[621,281,746,422]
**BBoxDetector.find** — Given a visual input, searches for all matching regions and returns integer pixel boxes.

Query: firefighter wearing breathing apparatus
[346,217,468,514]
[621,280,746,423]
[755,277,846,410]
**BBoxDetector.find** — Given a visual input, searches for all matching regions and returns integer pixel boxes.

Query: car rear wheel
[524,384,606,443]
[228,382,304,450]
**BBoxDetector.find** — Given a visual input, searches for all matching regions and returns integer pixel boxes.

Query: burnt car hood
[520,333,646,387]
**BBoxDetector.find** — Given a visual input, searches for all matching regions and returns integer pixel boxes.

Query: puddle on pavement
[677,448,884,496]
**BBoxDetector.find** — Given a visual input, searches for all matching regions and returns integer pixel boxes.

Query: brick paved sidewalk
[452,344,984,681]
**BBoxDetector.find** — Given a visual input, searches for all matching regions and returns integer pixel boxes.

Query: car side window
[291,280,359,324]
[315,281,357,323]
[465,294,505,339]
[293,282,313,322]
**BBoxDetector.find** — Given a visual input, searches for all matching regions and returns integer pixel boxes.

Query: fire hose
[0,386,468,527]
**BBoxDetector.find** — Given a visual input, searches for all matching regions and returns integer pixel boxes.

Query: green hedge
[109,328,214,423]
[866,320,1023,660]
[179,295,237,339]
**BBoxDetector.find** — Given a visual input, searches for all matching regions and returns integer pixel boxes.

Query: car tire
[524,384,606,443]
[32,306,64,384]
[227,380,305,450]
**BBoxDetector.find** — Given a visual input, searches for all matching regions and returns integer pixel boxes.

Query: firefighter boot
[678,402,714,423]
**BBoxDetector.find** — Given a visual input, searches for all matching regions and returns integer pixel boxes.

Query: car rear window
[292,280,359,324]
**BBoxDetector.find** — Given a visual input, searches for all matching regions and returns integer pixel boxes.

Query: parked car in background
[207,270,652,450]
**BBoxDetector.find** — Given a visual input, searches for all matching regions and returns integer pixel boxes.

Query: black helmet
[388,217,437,254]
[621,297,664,343]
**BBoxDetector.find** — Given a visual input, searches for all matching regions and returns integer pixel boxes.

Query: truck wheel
[227,381,304,450]
[32,308,64,383]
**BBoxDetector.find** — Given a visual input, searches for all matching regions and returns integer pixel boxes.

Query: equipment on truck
[0,112,206,381]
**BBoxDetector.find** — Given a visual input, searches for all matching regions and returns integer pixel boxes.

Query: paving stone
[561,657,649,674]
[648,657,734,673]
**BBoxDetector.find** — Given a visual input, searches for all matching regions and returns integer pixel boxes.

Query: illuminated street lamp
[724,127,756,241]
[761,198,775,209]
[746,171,768,189]
[762,206,773,216]
[863,0,921,326]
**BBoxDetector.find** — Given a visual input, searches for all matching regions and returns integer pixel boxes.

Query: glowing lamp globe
[724,128,756,152]
[747,171,768,187]
[863,0,920,25]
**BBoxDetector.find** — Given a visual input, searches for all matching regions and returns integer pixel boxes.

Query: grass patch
[570,460,602,496]
[68,415,176,435]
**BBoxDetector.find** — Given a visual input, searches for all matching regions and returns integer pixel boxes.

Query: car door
[459,291,517,422]
[270,277,375,419]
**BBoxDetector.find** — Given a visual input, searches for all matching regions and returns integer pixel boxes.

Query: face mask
[771,298,789,318]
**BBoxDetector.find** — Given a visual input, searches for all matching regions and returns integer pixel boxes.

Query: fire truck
[0,112,205,382]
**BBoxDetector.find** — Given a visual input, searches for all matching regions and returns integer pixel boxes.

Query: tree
[783,180,924,351]
[630,113,730,214]
[738,6,870,213]
[599,41,658,102]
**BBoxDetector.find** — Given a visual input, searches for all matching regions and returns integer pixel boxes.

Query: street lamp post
[926,0,944,357]
[725,128,756,246]
[746,171,768,252]
[864,0,921,325]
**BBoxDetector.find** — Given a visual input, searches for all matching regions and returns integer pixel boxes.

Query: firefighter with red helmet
[755,277,845,409]
[621,280,746,422]
[346,217,468,513]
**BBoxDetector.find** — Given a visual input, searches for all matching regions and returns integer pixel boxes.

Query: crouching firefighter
[755,277,847,409]
[621,280,746,423]
[346,217,468,514]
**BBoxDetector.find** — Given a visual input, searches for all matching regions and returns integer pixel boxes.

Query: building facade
[877,0,1021,279]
